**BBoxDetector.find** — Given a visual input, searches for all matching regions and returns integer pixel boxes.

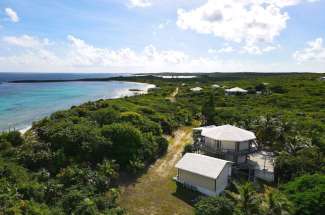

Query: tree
[195,196,234,215]
[91,108,120,126]
[270,85,288,94]
[281,174,325,215]
[262,187,294,215]
[0,131,24,150]
[5,131,24,146]
[182,143,195,155]
[202,92,217,125]
[226,182,261,215]
[275,148,323,183]
[101,123,144,168]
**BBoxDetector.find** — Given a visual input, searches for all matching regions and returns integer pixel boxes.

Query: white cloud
[208,46,234,54]
[5,8,19,23]
[241,44,279,55]
[1,35,323,73]
[3,35,50,48]
[175,0,318,54]
[177,0,290,46]
[128,0,152,8]
[158,20,171,29]
[0,34,284,73]
[293,38,325,62]
[269,0,319,7]
[67,35,189,67]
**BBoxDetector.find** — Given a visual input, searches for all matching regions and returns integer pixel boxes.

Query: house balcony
[197,143,258,156]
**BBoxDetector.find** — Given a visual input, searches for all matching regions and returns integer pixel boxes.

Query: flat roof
[199,124,256,142]
[225,87,248,93]
[191,87,202,91]
[175,153,230,179]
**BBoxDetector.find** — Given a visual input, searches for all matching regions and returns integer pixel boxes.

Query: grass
[119,127,195,215]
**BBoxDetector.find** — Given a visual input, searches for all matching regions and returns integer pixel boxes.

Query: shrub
[281,174,325,215]
[195,196,234,215]
[182,144,195,155]
[102,123,144,168]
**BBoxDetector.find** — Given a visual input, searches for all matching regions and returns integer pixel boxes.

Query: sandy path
[119,127,194,215]
[167,87,179,103]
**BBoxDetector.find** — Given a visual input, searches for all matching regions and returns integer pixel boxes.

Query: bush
[0,131,24,149]
[275,148,324,183]
[281,174,325,215]
[91,108,120,126]
[6,131,24,146]
[102,123,144,168]
[195,196,234,215]
[270,85,288,94]
[183,144,195,155]
[156,136,169,156]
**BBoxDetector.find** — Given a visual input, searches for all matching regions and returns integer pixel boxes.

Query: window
[235,142,240,152]
[217,140,221,149]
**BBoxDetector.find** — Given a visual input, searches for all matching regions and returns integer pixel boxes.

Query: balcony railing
[196,142,257,156]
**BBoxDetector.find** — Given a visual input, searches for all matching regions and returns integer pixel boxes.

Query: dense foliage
[281,174,325,215]
[0,83,184,214]
[195,183,294,215]
[195,196,234,215]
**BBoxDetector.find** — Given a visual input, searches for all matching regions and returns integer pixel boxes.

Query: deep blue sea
[0,73,153,131]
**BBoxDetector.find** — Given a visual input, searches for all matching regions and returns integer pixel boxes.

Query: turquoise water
[0,81,153,131]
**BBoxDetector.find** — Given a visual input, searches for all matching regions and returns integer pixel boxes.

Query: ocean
[0,73,153,131]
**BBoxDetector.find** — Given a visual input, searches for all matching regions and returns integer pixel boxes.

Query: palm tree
[226,182,261,215]
[262,187,294,215]
[283,134,313,155]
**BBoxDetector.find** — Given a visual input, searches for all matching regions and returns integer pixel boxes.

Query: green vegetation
[281,174,325,215]
[0,73,324,214]
[195,196,234,215]
[195,183,293,215]
[0,82,188,214]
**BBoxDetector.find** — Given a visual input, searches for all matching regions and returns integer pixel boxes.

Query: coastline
[4,82,156,135]
[18,84,156,135]
[19,126,32,135]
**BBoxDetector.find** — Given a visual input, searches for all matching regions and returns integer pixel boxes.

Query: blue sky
[0,0,324,73]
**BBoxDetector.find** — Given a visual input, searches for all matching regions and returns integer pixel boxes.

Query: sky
[0,0,324,73]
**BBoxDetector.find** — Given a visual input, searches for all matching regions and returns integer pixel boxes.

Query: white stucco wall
[177,165,231,196]
[178,169,215,191]
[215,164,231,194]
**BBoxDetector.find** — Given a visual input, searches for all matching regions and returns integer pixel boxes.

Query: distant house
[191,87,202,92]
[175,153,232,196]
[248,151,274,182]
[225,87,248,95]
[320,77,325,81]
[212,84,220,88]
[193,125,258,164]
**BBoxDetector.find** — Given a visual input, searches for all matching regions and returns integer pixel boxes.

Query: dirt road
[119,127,194,215]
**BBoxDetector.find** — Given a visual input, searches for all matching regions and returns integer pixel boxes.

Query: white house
[248,151,274,182]
[175,153,232,196]
[193,125,258,164]
[191,87,202,92]
[225,87,248,95]
[212,84,220,88]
